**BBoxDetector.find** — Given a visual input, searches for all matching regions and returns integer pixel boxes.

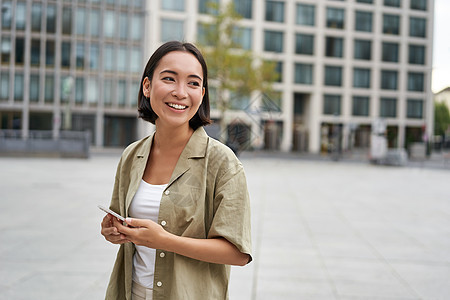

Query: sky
[432,0,450,93]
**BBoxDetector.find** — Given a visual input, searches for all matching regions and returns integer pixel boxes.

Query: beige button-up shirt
[105,127,252,300]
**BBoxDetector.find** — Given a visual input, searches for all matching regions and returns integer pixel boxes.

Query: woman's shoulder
[206,136,243,170]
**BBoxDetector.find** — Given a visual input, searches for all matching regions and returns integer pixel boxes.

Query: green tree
[434,101,450,136]
[197,1,279,143]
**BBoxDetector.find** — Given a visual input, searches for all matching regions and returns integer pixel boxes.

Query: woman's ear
[142,77,151,98]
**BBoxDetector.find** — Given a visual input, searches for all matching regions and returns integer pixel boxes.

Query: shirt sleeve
[207,161,253,263]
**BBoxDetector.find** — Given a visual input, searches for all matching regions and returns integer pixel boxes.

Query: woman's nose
[171,83,187,99]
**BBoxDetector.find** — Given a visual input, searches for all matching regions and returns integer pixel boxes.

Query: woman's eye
[189,81,200,87]
[162,77,175,82]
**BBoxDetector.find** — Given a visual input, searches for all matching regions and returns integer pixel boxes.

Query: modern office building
[1,0,434,153]
[0,0,146,147]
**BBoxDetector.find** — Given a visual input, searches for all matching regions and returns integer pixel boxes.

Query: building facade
[148,0,434,153]
[0,0,146,147]
[1,0,434,153]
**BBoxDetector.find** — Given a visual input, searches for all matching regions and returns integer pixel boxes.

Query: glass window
[61,42,71,68]
[410,17,426,38]
[357,0,373,4]
[161,19,185,42]
[76,43,85,69]
[76,8,86,35]
[295,34,314,55]
[294,63,313,85]
[0,73,9,100]
[323,94,341,115]
[117,46,127,72]
[162,0,185,11]
[45,75,54,103]
[1,37,11,64]
[409,45,425,65]
[326,8,345,29]
[264,30,284,53]
[274,61,283,82]
[324,66,342,86]
[46,40,55,66]
[384,0,401,7]
[15,38,25,65]
[353,68,371,88]
[15,2,26,31]
[408,72,424,92]
[104,10,116,38]
[229,93,250,110]
[380,97,397,117]
[130,82,139,106]
[90,44,99,70]
[14,73,24,101]
[1,1,12,29]
[103,44,114,71]
[29,74,40,102]
[325,37,343,58]
[265,1,285,23]
[119,13,128,40]
[382,42,399,62]
[352,96,370,116]
[46,4,57,33]
[117,80,127,106]
[87,78,98,105]
[104,79,112,106]
[31,39,40,66]
[130,15,143,41]
[198,0,219,15]
[60,75,70,103]
[134,0,144,7]
[232,27,253,50]
[62,7,72,35]
[197,22,210,46]
[90,10,100,37]
[296,4,315,26]
[380,70,398,90]
[383,14,400,35]
[411,0,427,10]
[407,99,423,118]
[355,11,372,32]
[75,77,84,104]
[31,3,42,32]
[131,48,142,73]
[233,0,253,19]
[354,39,371,60]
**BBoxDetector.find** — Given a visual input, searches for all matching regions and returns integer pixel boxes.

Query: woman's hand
[115,218,250,266]
[100,214,129,244]
[113,217,169,249]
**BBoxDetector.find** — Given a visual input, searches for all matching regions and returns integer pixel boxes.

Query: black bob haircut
[137,41,212,130]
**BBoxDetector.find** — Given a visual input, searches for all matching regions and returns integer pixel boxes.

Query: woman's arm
[113,217,250,266]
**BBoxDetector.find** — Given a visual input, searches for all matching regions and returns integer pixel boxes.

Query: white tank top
[129,179,167,289]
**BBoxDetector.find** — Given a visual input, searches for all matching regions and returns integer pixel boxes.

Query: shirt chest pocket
[161,185,207,238]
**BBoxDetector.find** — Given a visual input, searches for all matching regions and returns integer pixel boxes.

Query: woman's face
[142,51,205,130]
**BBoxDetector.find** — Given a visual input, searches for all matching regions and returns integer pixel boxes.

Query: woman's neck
[153,123,194,152]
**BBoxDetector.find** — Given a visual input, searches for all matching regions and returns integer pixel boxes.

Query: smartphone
[98,205,126,222]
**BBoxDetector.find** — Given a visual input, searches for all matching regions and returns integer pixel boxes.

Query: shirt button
[157,281,163,287]
[160,252,165,258]
[164,190,170,195]
[161,220,167,226]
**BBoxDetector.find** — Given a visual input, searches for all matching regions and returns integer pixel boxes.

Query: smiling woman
[100,41,252,300]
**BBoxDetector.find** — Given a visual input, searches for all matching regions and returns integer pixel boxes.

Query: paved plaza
[0,153,449,299]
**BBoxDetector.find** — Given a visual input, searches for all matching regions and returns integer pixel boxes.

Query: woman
[100,41,252,300]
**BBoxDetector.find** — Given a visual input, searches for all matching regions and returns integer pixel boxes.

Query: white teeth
[167,103,187,110]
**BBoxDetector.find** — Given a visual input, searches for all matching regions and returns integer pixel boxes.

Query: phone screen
[98,205,125,222]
